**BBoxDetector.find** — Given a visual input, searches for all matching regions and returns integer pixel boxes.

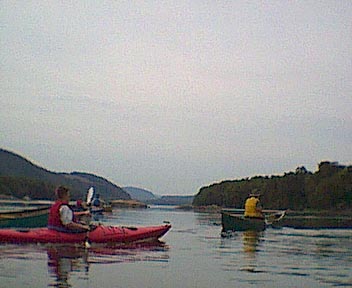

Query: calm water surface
[0,206,351,287]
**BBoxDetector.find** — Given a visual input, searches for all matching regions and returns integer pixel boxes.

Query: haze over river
[0,206,351,287]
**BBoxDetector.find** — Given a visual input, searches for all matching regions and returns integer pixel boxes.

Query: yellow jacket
[244,197,263,218]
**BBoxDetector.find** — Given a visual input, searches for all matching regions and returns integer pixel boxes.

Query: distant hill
[0,148,130,201]
[147,195,194,206]
[122,186,194,205]
[122,186,159,201]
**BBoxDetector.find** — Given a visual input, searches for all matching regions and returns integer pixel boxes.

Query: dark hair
[55,186,69,199]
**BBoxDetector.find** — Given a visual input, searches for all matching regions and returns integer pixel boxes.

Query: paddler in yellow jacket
[244,192,264,219]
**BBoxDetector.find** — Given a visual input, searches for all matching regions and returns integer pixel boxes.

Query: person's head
[249,190,260,198]
[55,186,70,201]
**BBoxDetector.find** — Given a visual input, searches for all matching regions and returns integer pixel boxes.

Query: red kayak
[0,224,171,244]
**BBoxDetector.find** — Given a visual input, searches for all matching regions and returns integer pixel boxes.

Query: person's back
[48,199,68,229]
[244,195,263,219]
[92,198,101,207]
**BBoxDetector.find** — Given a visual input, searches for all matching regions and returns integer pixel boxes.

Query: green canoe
[0,206,50,228]
[221,210,286,232]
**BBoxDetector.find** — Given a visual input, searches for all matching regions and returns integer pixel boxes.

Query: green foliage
[0,176,56,200]
[193,163,352,211]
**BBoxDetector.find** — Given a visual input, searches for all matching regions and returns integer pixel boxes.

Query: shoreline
[177,205,352,217]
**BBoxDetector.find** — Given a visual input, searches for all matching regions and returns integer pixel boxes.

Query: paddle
[84,224,99,248]
[265,210,286,226]
[82,187,95,224]
[84,187,95,248]
[275,210,286,222]
[85,230,91,248]
[86,187,95,206]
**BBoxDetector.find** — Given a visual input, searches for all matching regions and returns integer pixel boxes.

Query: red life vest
[48,200,72,229]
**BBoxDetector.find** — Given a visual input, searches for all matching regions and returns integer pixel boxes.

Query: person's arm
[74,210,91,217]
[66,221,90,231]
[60,205,90,231]
[256,201,264,216]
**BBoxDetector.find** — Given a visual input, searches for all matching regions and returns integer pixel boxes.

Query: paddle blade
[86,187,95,205]
[85,239,91,249]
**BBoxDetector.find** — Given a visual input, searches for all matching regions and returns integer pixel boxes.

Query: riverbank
[110,199,148,209]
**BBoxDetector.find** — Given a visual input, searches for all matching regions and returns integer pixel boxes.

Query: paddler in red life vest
[48,186,91,232]
[244,191,264,219]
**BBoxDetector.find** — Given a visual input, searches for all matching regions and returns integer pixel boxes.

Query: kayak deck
[0,224,171,244]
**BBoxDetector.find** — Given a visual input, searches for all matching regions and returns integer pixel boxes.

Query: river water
[0,206,351,287]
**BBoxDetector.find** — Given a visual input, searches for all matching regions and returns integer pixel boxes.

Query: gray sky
[1,1,351,195]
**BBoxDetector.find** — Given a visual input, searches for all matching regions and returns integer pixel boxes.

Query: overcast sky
[1,1,351,195]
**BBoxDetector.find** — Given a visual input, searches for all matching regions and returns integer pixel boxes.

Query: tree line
[192,162,352,211]
[0,176,56,200]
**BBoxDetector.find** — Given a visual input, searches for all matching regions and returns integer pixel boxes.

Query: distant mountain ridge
[123,186,194,205]
[0,148,130,201]
[148,195,194,206]
[122,186,159,201]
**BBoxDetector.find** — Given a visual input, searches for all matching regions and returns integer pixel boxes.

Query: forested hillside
[0,149,130,201]
[193,162,352,211]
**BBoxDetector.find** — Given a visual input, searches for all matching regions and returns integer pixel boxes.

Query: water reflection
[47,245,89,287]
[46,241,169,287]
[241,231,262,273]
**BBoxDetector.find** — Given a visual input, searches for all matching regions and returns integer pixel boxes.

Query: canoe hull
[222,212,265,232]
[0,206,49,228]
[0,224,171,244]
